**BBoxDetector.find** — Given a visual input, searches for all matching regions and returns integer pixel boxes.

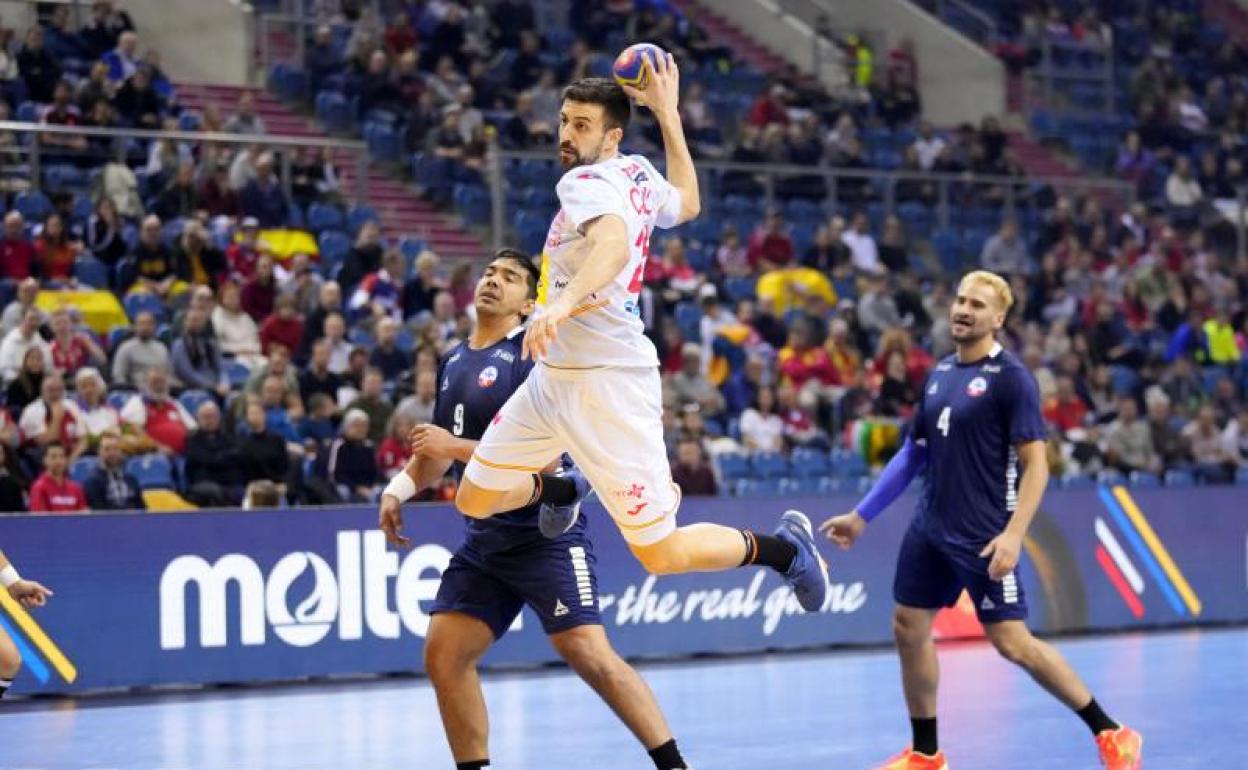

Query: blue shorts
[893,521,1028,623]
[431,535,602,639]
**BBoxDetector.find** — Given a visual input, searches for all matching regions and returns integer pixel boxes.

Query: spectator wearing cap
[120,367,196,456]
[184,400,246,506]
[345,367,394,443]
[28,442,86,513]
[72,367,120,452]
[129,214,185,299]
[0,212,35,281]
[369,317,409,382]
[48,308,106,378]
[19,371,86,461]
[225,217,264,283]
[240,153,289,228]
[83,432,145,511]
[326,408,381,503]
[0,307,51,385]
[171,307,229,398]
[338,221,384,294]
[112,311,170,388]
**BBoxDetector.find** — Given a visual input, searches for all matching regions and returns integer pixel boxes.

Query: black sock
[0,677,9,698]
[528,473,577,507]
[456,761,489,770]
[647,738,687,769]
[911,717,938,755]
[1075,697,1118,735]
[738,530,798,572]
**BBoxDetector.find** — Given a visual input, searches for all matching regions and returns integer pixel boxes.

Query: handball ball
[613,43,667,89]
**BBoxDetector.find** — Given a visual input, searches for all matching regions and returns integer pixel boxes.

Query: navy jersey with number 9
[909,343,1048,548]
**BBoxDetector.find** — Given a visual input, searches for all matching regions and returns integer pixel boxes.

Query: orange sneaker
[1096,726,1143,770]
[873,748,950,770]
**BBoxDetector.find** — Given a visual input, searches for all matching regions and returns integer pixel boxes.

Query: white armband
[0,565,20,588]
[383,472,417,503]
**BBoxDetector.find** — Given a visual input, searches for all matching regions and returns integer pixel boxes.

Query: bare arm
[623,53,700,223]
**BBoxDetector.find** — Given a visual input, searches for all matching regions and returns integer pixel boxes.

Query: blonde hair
[960,270,1014,313]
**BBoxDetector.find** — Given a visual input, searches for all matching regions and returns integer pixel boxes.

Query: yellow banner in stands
[35,290,128,335]
[256,229,319,261]
[755,267,838,314]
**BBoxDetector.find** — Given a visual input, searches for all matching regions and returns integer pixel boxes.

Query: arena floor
[1,626,1242,769]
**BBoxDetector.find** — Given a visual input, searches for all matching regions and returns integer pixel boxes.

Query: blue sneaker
[774,509,829,612]
[539,467,591,538]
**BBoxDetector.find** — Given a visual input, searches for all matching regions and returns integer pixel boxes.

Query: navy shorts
[893,521,1028,623]
[430,535,602,639]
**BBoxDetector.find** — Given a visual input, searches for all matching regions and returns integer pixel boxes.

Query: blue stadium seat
[724,276,756,303]
[178,390,214,418]
[398,237,426,260]
[817,477,850,494]
[1111,366,1140,396]
[1097,469,1124,486]
[123,293,166,323]
[348,327,374,347]
[790,448,830,479]
[750,451,789,479]
[14,191,52,221]
[307,203,346,233]
[832,452,868,478]
[674,302,701,342]
[127,454,174,490]
[1060,474,1096,490]
[346,205,378,235]
[107,326,131,350]
[1127,471,1160,488]
[735,478,783,497]
[73,257,110,289]
[781,477,822,495]
[225,361,251,388]
[107,390,135,411]
[1236,468,1248,487]
[1164,469,1195,488]
[70,457,96,485]
[716,453,750,481]
[317,229,351,266]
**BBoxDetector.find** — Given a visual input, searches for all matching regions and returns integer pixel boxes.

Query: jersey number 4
[626,224,652,293]
[936,406,952,437]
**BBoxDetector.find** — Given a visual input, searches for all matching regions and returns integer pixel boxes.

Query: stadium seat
[225,360,251,388]
[398,237,426,260]
[1127,471,1160,488]
[178,390,214,418]
[1164,469,1196,488]
[1059,474,1096,490]
[14,191,52,221]
[1236,468,1248,487]
[127,454,175,490]
[346,205,378,235]
[790,448,830,479]
[832,452,868,479]
[780,477,821,495]
[1096,469,1124,486]
[817,476,850,494]
[750,451,789,479]
[735,478,783,497]
[317,229,351,266]
[73,257,110,289]
[70,457,96,485]
[724,276,756,303]
[123,293,167,323]
[674,302,701,342]
[107,390,135,411]
[307,203,346,233]
[715,452,750,481]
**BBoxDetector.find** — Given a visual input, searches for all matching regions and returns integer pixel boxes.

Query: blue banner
[0,486,1243,695]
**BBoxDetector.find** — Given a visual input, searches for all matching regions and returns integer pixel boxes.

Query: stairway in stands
[176,83,487,258]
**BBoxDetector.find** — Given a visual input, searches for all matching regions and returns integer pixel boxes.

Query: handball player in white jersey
[453,56,828,610]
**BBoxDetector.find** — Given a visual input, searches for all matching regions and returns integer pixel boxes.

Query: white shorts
[463,364,681,546]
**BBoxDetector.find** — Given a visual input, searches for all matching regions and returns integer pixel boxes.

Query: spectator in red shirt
[384,10,418,55]
[748,84,788,128]
[48,308,105,380]
[29,442,87,513]
[33,213,81,283]
[19,371,87,461]
[377,411,415,479]
[241,254,277,321]
[0,211,35,281]
[120,367,197,455]
[40,80,88,162]
[1044,375,1090,435]
[226,216,264,283]
[747,212,796,272]
[260,293,304,355]
[778,321,838,390]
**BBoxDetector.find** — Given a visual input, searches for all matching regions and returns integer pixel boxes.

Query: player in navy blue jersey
[821,271,1142,770]
[378,250,692,770]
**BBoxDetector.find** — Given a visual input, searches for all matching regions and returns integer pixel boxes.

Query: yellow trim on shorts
[471,453,543,473]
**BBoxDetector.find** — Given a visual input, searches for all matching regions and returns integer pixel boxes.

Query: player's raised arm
[622,54,700,223]
[819,437,928,548]
[980,439,1049,580]
[523,214,629,360]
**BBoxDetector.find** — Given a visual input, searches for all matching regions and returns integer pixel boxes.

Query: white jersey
[537,153,683,368]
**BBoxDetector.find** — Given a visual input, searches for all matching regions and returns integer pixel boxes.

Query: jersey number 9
[453,403,465,436]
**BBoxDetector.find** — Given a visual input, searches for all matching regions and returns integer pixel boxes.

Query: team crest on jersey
[966,376,989,397]
[478,366,499,388]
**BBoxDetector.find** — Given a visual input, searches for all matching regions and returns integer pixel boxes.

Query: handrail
[0,120,371,204]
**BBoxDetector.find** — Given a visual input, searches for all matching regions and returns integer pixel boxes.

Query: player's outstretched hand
[522,302,570,361]
[379,494,412,549]
[819,511,866,550]
[980,531,1022,581]
[8,579,53,608]
[620,52,680,117]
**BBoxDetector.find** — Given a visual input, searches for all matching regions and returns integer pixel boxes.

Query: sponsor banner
[0,487,1243,695]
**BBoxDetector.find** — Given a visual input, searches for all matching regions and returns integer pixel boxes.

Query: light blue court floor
[1,627,1244,769]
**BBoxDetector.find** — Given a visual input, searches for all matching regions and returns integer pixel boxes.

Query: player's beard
[559,139,604,169]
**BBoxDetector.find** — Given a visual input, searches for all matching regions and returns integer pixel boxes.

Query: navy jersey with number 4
[910,343,1047,549]
[434,327,579,553]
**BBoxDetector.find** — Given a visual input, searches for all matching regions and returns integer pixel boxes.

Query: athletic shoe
[1095,726,1143,770]
[872,748,949,770]
[774,510,829,612]
[539,467,590,538]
